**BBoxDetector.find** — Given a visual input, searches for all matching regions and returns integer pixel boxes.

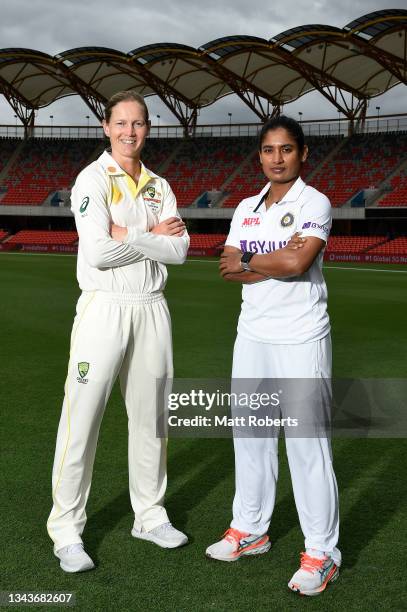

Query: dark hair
[104,90,149,123]
[258,115,305,152]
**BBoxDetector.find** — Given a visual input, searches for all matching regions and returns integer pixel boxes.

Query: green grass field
[1,254,406,611]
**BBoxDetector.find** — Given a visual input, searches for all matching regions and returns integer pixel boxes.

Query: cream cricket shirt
[226,177,332,344]
[71,150,189,293]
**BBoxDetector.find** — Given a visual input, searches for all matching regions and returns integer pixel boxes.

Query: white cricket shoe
[288,551,339,596]
[55,543,95,573]
[206,528,271,562]
[131,522,188,548]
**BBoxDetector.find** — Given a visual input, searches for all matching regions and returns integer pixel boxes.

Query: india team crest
[78,362,89,379]
[280,212,294,227]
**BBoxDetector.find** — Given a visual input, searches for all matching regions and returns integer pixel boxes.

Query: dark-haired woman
[206,116,340,597]
[47,91,189,572]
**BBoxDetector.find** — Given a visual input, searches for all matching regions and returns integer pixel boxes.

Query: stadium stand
[0,133,406,211]
[189,233,227,249]
[0,229,8,242]
[7,230,78,245]
[0,132,406,215]
[310,133,407,207]
[0,139,21,174]
[326,235,387,253]
[377,166,407,207]
[0,138,99,206]
[222,136,342,207]
[142,137,179,174]
[366,237,407,255]
[164,137,256,207]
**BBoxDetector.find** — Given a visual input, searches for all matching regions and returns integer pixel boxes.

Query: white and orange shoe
[288,551,339,596]
[206,528,270,562]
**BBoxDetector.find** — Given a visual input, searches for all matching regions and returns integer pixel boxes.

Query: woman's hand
[111,223,128,241]
[285,232,307,250]
[219,250,244,276]
[151,217,185,237]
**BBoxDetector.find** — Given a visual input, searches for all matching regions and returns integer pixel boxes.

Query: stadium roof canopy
[0,9,406,134]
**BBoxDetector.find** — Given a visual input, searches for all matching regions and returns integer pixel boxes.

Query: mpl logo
[242,217,260,227]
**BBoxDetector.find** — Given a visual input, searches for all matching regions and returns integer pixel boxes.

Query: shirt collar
[277,176,306,205]
[99,150,155,181]
[252,176,306,212]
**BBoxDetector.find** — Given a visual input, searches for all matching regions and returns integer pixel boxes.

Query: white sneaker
[206,528,271,562]
[288,551,339,596]
[131,522,188,548]
[55,543,95,573]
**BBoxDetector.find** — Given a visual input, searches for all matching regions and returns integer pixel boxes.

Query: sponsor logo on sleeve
[80,196,89,215]
[302,221,329,234]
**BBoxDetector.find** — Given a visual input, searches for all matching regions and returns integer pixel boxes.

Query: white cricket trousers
[230,334,340,560]
[47,290,172,551]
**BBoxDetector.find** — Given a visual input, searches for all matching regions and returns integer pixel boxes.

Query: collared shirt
[226,177,331,344]
[71,150,189,294]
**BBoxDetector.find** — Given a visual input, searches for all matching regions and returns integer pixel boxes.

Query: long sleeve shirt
[71,150,189,294]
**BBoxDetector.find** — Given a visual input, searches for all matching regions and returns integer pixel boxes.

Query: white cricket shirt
[226,177,331,344]
[71,150,189,293]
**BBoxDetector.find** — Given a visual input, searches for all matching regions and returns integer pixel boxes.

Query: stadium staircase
[217,145,259,207]
[163,137,256,207]
[0,140,25,184]
[365,237,407,255]
[305,137,346,183]
[142,138,182,177]
[373,158,407,208]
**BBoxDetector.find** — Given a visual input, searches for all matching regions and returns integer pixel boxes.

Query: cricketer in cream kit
[74,150,189,293]
[47,150,189,551]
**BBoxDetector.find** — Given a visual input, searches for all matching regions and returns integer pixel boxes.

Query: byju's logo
[302,221,329,234]
[77,362,90,384]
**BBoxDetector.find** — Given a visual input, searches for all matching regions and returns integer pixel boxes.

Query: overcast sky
[0,0,405,126]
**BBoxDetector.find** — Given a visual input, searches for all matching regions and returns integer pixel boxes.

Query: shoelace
[300,552,326,574]
[152,522,173,535]
[223,528,249,545]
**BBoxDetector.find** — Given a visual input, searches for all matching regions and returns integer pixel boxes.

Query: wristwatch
[241,251,255,271]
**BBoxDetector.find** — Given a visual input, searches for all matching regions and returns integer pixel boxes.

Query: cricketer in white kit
[47,92,189,573]
[207,116,340,597]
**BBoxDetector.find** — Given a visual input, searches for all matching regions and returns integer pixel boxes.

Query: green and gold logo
[78,362,89,379]
[80,196,90,213]
[147,186,156,198]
